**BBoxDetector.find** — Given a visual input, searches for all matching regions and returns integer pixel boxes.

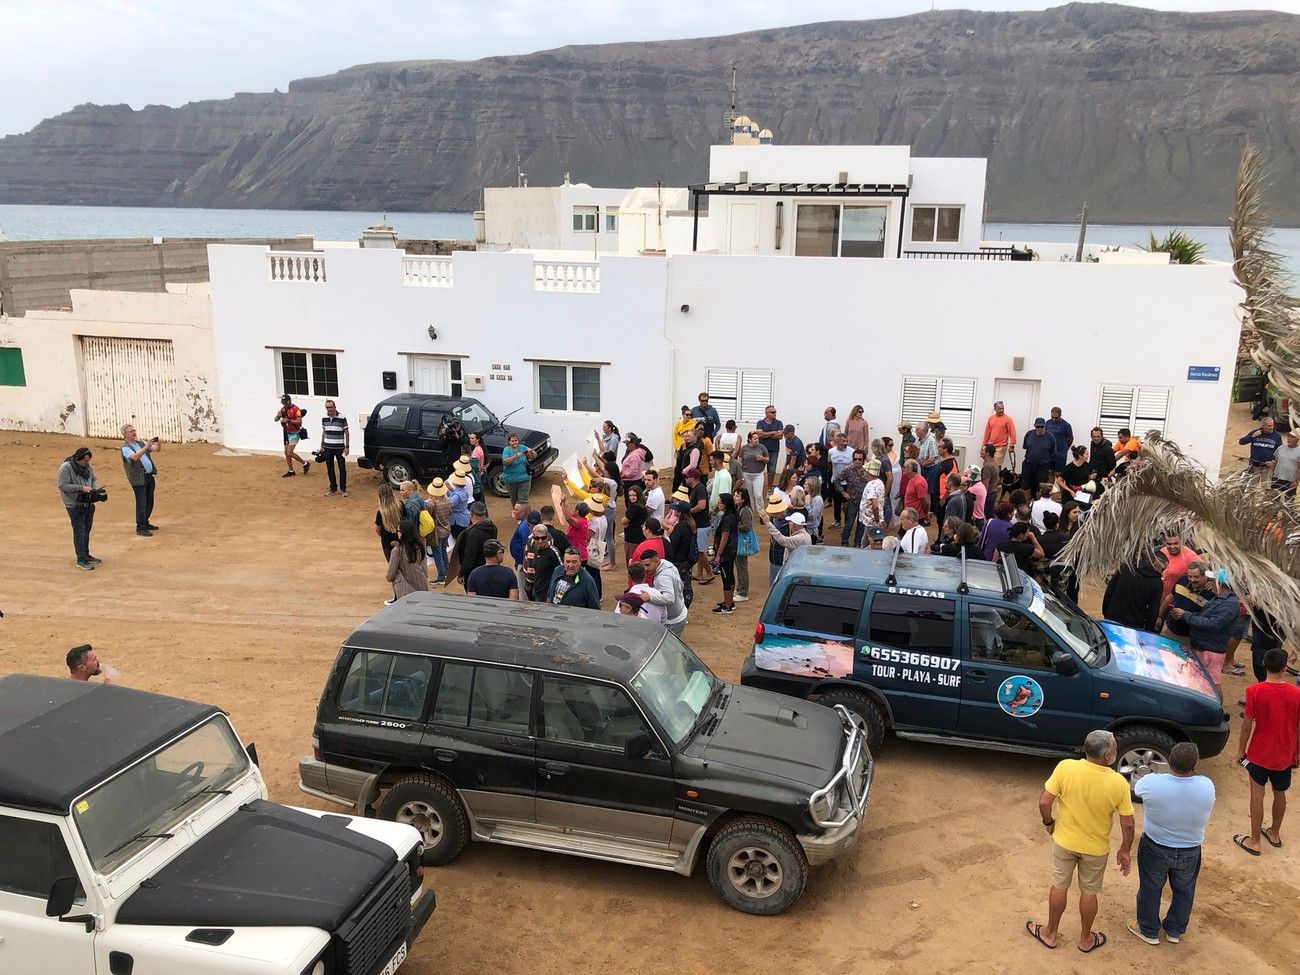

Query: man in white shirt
[642,469,666,522]
[1271,429,1300,496]
[826,432,855,529]
[1030,483,1062,532]
[899,507,930,554]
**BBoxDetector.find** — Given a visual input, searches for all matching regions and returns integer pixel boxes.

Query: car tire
[377,775,469,866]
[816,688,886,753]
[706,817,808,916]
[382,456,416,489]
[486,463,508,498]
[1112,725,1177,792]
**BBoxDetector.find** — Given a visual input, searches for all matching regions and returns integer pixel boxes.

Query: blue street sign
[1187,366,1221,382]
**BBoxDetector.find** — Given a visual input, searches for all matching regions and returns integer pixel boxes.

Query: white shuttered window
[899,376,977,435]
[706,369,775,426]
[1097,384,1170,439]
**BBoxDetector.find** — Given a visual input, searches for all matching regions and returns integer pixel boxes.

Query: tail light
[311,736,321,761]
[754,622,765,644]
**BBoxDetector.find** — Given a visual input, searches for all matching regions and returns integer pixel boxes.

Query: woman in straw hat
[447,468,472,540]
[425,476,452,584]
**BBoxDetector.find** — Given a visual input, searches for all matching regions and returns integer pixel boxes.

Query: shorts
[1049,841,1108,895]
[1194,648,1225,685]
[285,431,300,445]
[1246,762,1293,791]
[1231,615,1250,640]
[695,527,711,553]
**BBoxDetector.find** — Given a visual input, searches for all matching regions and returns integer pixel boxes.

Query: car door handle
[966,669,988,682]
[543,762,569,776]
[433,749,456,763]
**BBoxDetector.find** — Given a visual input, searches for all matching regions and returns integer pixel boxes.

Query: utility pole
[1075,202,1089,263]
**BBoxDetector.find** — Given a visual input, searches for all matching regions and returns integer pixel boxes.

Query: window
[900,376,977,435]
[706,368,775,425]
[450,359,463,398]
[572,206,598,233]
[0,816,81,900]
[277,350,339,398]
[469,667,534,735]
[374,403,411,431]
[910,206,963,244]
[432,663,473,726]
[868,592,956,655]
[0,347,26,387]
[795,204,887,258]
[779,585,864,637]
[541,677,650,750]
[537,362,601,414]
[337,651,433,719]
[604,210,618,233]
[1098,384,1170,440]
[419,409,445,437]
[968,605,1054,671]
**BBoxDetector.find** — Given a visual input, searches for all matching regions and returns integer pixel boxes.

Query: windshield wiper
[103,829,175,860]
[167,787,232,815]
[681,683,724,746]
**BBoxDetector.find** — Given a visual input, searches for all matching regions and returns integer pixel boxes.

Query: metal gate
[80,337,182,441]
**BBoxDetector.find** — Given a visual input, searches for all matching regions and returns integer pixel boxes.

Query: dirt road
[3,410,1292,974]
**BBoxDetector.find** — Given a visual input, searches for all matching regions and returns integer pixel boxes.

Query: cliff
[1,4,1297,224]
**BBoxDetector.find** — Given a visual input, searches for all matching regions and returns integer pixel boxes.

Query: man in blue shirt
[120,423,161,536]
[1238,417,1283,473]
[781,425,806,479]
[1021,418,1057,498]
[1044,407,1073,473]
[690,392,721,441]
[755,405,784,491]
[1128,742,1216,946]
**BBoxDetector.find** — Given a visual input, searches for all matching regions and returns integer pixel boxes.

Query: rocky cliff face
[2,4,1297,223]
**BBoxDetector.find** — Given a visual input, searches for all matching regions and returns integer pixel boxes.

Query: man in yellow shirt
[1026,730,1134,953]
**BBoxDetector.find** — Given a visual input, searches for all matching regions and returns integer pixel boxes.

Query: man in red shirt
[1233,648,1300,856]
[982,400,1017,466]
[1159,533,1199,602]
[274,394,310,478]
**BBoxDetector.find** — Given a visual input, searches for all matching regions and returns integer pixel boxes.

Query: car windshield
[73,716,249,874]
[1027,580,1108,666]
[453,402,498,434]
[630,632,720,746]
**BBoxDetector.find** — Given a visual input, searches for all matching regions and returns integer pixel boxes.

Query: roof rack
[998,554,1025,599]
[884,544,902,587]
[958,548,970,595]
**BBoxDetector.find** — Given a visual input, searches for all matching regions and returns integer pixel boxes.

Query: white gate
[80,337,182,441]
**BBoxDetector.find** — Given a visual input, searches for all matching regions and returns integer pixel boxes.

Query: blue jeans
[769,562,783,585]
[429,536,449,582]
[66,504,94,562]
[1136,835,1201,939]
[132,474,156,530]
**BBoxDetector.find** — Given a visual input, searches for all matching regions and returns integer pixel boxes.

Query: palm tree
[1062,146,1300,643]
[1144,229,1206,265]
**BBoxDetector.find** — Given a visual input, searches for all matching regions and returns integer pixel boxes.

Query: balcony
[403,256,455,287]
[268,251,327,282]
[902,246,1019,261]
[534,260,600,293]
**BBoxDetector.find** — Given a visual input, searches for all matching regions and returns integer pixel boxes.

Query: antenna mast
[723,65,738,141]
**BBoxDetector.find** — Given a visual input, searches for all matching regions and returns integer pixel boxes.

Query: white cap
[786,512,806,526]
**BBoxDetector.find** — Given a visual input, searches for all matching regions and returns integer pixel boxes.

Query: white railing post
[402,256,455,287]
[268,252,327,282]
[533,260,600,293]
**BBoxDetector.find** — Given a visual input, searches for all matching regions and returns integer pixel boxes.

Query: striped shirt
[321,414,348,449]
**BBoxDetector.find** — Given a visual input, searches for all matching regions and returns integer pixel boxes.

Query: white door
[992,379,1040,451]
[80,337,181,441]
[409,356,450,395]
[728,204,759,255]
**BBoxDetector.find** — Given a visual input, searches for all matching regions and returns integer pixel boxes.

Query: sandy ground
[2,402,1294,975]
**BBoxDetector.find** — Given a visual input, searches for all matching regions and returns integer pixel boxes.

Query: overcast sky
[3,0,1296,136]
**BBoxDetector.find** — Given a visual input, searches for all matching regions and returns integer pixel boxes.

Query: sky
[2,0,1297,136]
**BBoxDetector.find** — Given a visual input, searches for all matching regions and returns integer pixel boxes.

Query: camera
[83,487,109,505]
[311,449,326,463]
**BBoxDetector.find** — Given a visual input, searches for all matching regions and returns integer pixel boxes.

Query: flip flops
[1025,920,1056,949]
[1263,828,1283,848]
[1233,833,1261,856]
[1078,931,1107,953]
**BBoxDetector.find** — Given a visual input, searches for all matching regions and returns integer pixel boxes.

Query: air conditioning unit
[464,373,486,391]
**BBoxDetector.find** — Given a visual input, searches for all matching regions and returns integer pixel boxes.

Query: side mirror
[46,877,78,918]
[245,741,260,767]
[1052,652,1079,677]
[623,732,653,760]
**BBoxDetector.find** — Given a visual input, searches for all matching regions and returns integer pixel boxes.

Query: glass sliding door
[841,205,888,258]
[794,205,840,257]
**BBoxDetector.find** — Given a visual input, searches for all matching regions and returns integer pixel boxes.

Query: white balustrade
[402,256,455,287]
[268,251,327,283]
[533,260,600,293]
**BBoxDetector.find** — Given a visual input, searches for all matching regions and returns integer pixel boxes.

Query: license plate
[378,942,408,975]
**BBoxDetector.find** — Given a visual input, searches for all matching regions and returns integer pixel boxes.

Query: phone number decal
[860,646,961,671]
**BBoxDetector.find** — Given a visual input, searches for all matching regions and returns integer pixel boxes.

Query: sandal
[1078,931,1107,953]
[1263,827,1282,848]
[1233,833,1261,856]
[1024,920,1056,950]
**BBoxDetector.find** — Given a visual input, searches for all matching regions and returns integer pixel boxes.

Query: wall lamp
[680,304,690,314]
[427,325,438,341]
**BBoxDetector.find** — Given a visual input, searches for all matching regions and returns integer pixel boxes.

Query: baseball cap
[527,510,542,525]
[786,512,806,526]
[683,467,702,480]
[1034,417,1047,427]
[867,525,886,541]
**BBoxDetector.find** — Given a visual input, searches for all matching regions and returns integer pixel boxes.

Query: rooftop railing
[403,256,455,287]
[268,251,327,282]
[902,246,1016,261]
[534,260,600,293]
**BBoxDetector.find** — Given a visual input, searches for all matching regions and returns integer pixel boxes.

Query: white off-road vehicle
[0,675,435,975]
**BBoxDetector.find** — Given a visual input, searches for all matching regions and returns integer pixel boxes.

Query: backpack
[418,508,436,539]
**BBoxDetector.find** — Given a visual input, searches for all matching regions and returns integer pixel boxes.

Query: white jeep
[0,675,435,975]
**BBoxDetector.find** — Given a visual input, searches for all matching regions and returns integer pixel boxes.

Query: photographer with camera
[57,446,106,570]
[121,423,161,536]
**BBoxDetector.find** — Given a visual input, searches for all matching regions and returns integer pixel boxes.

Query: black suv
[299,593,873,915]
[356,394,558,495]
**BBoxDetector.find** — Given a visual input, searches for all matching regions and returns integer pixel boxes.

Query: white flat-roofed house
[483,183,629,254]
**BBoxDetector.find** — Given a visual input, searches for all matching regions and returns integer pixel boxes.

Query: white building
[0,286,220,442]
[483,183,629,255]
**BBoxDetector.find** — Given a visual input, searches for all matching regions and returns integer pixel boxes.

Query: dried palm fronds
[1231,145,1300,427]
[1059,435,1300,642]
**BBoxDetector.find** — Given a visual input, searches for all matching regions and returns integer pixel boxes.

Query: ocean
[1,204,1297,277]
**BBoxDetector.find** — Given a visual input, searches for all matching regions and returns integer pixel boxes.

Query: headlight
[811,792,835,824]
